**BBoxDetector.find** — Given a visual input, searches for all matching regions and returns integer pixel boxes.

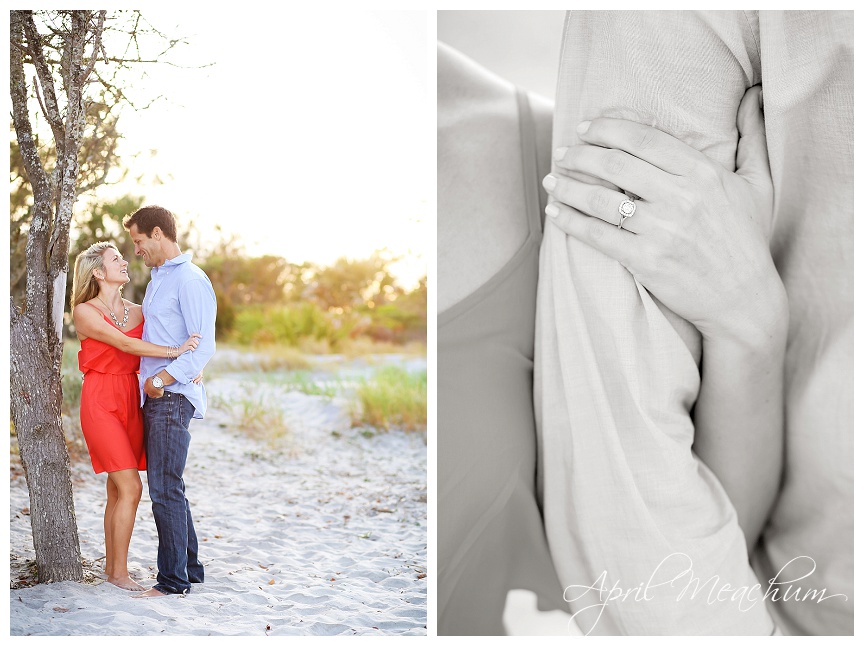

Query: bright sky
[97,9,429,288]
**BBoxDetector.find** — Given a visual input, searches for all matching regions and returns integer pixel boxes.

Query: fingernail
[545,203,559,218]
[758,87,764,110]
[553,147,567,161]
[576,120,591,135]
[542,174,557,191]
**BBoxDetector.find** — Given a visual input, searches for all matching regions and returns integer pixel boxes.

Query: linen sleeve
[534,10,777,635]
[164,277,217,384]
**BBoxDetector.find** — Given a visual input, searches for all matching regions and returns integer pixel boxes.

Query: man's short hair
[123,205,178,242]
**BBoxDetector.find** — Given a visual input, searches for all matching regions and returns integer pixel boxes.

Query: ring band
[618,198,636,229]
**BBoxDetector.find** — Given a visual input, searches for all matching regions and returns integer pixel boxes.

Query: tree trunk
[10,304,83,582]
[9,9,92,583]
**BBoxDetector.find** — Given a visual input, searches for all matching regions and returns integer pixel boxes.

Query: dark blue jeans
[143,392,204,594]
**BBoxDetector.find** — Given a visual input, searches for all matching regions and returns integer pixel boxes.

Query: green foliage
[352,366,427,432]
[232,302,351,347]
[197,232,306,339]
[363,302,426,344]
[306,252,402,312]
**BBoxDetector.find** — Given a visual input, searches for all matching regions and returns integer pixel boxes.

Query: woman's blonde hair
[71,241,120,308]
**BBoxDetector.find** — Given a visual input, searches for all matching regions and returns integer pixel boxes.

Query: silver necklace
[97,296,129,328]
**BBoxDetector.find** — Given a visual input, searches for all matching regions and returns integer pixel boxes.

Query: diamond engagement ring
[618,198,636,229]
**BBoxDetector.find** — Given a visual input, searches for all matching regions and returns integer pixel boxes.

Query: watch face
[152,377,163,388]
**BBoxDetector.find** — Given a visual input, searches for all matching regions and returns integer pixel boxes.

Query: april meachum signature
[563,553,848,635]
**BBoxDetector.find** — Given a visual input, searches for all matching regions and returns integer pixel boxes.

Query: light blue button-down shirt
[140,253,217,418]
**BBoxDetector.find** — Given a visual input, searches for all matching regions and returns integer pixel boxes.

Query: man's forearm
[155,369,176,386]
[693,295,788,552]
[164,340,214,384]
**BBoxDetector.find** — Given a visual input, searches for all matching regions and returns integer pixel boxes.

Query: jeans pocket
[163,393,177,427]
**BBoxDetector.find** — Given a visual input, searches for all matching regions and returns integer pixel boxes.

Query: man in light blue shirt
[123,205,217,597]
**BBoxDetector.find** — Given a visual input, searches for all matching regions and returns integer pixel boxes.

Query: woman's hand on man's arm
[542,85,786,550]
[542,86,785,347]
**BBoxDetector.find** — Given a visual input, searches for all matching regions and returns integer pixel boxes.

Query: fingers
[572,117,704,177]
[553,143,672,202]
[542,174,649,234]
[735,85,770,184]
[545,200,642,270]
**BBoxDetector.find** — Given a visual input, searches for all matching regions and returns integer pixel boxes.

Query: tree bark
[8,9,106,583]
[10,305,83,582]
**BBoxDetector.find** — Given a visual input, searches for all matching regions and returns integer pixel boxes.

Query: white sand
[10,357,427,636]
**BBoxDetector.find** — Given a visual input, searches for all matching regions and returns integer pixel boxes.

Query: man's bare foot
[134,587,167,598]
[108,575,146,591]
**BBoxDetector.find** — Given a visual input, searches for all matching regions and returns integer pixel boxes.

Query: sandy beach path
[10,360,427,636]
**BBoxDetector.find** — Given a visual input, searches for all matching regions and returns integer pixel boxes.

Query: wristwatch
[151,376,164,389]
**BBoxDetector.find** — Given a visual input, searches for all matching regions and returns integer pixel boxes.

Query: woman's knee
[108,469,143,501]
[130,478,143,501]
[106,477,119,500]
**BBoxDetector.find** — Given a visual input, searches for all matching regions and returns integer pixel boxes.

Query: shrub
[232,303,350,348]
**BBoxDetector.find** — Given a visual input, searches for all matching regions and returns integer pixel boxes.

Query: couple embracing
[70,205,216,597]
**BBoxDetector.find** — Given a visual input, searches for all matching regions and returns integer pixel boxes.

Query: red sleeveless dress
[78,308,146,474]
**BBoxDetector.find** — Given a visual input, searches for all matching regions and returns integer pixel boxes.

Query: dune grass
[351,366,427,432]
[279,371,342,398]
[210,387,294,450]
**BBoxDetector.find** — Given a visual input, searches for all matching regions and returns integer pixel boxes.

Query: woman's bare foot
[92,555,111,579]
[108,575,145,591]
[134,587,167,598]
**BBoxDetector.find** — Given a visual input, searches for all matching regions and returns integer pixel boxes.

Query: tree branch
[32,74,50,128]
[11,15,49,197]
[98,57,214,68]
[78,10,105,84]
[48,11,90,274]
[21,11,66,157]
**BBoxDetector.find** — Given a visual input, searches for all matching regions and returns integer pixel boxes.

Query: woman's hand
[543,86,786,345]
[193,370,204,385]
[179,334,202,355]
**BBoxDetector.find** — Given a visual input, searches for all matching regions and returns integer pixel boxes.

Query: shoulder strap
[81,301,102,313]
[79,300,110,321]
[516,87,545,235]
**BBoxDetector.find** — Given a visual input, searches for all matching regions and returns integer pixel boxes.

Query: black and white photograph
[437,10,853,636]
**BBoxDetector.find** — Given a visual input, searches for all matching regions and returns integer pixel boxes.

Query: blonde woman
[71,241,200,591]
